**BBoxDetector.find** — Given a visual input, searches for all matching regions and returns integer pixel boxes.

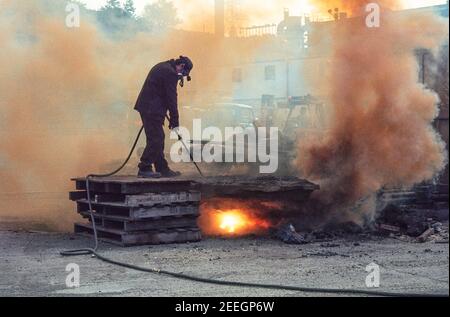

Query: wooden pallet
[79,211,198,232]
[70,191,201,206]
[76,200,200,220]
[72,176,197,194]
[197,175,319,201]
[70,178,203,246]
[379,184,449,209]
[74,223,201,246]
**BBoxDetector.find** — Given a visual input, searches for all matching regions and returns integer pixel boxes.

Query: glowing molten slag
[200,206,271,236]
[218,210,247,234]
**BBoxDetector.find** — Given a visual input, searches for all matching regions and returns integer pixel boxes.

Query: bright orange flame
[198,198,282,237]
[200,207,271,236]
[218,210,247,234]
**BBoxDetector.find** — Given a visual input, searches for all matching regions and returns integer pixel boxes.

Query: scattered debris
[417,227,435,243]
[376,203,449,243]
[274,202,448,245]
[377,224,401,234]
[275,222,366,245]
[275,224,311,244]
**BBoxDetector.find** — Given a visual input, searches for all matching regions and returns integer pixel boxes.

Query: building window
[265,65,276,80]
[232,68,242,83]
[303,31,309,49]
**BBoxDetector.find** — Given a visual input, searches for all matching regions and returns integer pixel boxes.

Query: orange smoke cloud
[296,8,448,223]
[0,0,267,231]
[0,1,165,230]
[311,0,402,16]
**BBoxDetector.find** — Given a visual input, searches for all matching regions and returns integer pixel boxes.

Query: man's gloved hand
[168,121,179,130]
[170,126,182,140]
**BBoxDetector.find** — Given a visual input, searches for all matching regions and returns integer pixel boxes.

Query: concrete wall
[220,56,328,104]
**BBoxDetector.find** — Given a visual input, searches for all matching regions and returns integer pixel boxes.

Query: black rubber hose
[60,126,144,256]
[60,125,447,297]
[82,250,448,297]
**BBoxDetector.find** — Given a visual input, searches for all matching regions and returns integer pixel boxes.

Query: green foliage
[124,0,136,18]
[105,0,121,9]
[143,0,181,33]
[92,0,180,37]
[97,0,129,35]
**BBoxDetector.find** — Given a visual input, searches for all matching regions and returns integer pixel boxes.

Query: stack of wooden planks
[378,183,449,210]
[70,176,201,246]
[69,175,321,246]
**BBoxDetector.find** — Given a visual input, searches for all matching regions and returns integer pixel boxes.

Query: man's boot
[137,168,161,179]
[158,168,181,178]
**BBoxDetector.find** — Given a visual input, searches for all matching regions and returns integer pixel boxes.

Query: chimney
[215,0,225,37]
[284,8,289,21]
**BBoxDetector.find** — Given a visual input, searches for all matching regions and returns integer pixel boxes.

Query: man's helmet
[178,55,193,80]
[177,56,193,87]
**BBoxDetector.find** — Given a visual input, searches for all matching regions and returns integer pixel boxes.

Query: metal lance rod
[166,115,204,177]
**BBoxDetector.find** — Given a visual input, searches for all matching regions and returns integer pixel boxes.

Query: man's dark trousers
[138,111,169,172]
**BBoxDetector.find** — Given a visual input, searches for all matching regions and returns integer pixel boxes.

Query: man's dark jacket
[134,60,179,128]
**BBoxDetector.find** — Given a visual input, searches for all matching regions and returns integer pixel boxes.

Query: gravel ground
[0,224,448,297]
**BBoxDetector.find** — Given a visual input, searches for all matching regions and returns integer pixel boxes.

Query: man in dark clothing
[134,56,193,178]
